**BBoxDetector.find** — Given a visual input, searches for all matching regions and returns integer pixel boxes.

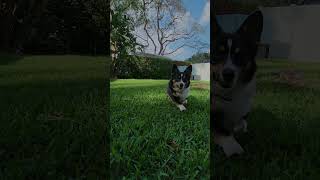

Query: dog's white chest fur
[214,77,256,132]
[172,87,190,111]
[176,87,189,100]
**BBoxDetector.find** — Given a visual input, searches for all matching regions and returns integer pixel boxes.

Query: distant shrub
[114,55,190,79]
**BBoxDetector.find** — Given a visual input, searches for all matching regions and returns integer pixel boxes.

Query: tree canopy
[0,0,110,55]
[186,52,210,63]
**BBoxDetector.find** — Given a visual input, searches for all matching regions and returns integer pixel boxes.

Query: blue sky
[174,0,210,60]
[134,0,210,61]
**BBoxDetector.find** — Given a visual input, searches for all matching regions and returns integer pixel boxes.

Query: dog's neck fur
[213,76,256,134]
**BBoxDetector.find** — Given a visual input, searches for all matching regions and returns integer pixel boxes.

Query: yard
[110,79,210,178]
[213,59,320,179]
[0,55,108,179]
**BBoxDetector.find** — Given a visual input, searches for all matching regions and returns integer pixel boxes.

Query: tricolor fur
[167,64,192,111]
[211,11,263,156]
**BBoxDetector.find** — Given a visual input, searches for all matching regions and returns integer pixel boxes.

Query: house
[178,62,210,81]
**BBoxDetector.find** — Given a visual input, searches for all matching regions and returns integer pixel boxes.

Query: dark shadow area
[0,78,109,179]
[212,107,302,179]
[211,78,320,179]
[0,53,23,65]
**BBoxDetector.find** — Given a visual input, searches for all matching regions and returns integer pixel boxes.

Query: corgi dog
[167,64,192,111]
[211,11,263,157]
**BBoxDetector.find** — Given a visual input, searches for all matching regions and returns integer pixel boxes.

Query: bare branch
[142,0,157,54]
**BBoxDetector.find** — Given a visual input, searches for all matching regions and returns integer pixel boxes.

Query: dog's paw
[243,120,248,133]
[177,104,186,111]
[214,134,244,157]
[233,120,248,133]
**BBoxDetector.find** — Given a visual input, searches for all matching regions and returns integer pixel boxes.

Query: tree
[110,0,142,77]
[132,0,208,56]
[0,0,109,55]
[186,52,210,63]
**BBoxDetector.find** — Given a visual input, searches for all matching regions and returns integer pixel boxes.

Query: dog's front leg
[183,99,188,104]
[233,119,248,133]
[214,133,244,157]
[176,103,186,111]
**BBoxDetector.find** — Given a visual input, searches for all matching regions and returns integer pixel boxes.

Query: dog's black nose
[222,69,235,82]
[179,84,183,88]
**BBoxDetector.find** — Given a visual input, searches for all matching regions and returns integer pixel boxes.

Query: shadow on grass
[0,53,23,65]
[0,78,109,179]
[212,106,303,179]
[212,79,320,179]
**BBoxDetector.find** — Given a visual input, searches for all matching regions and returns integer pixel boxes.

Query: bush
[114,55,190,79]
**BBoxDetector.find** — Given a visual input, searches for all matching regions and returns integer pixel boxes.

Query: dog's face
[171,64,192,90]
[212,11,263,89]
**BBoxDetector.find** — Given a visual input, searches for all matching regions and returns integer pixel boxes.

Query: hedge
[114,55,190,79]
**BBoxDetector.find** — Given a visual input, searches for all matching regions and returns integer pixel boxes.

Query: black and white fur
[167,64,192,111]
[211,11,263,156]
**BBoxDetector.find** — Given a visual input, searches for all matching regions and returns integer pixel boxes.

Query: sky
[134,0,210,61]
[177,0,210,60]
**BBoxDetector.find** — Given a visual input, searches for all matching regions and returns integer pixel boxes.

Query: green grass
[110,79,210,178]
[0,55,109,179]
[213,59,320,179]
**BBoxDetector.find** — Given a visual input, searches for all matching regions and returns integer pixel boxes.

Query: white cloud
[200,0,210,26]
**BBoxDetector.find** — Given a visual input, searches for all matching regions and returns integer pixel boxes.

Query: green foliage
[0,0,109,54]
[186,52,210,63]
[116,56,190,79]
[111,0,142,78]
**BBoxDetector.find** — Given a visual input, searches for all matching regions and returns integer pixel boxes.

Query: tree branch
[142,0,157,54]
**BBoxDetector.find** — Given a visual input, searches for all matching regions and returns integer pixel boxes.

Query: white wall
[260,5,320,61]
[178,63,210,81]
[217,6,320,61]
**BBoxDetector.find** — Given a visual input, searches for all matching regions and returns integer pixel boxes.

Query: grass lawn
[110,79,210,178]
[0,55,109,179]
[213,59,320,179]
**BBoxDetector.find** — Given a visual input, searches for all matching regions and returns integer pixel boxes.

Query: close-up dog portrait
[212,10,263,157]
[212,1,320,179]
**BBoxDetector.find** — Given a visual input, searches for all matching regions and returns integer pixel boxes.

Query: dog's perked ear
[237,10,263,44]
[212,16,223,48]
[184,65,192,74]
[172,64,180,75]
[184,65,192,79]
[212,16,223,37]
[237,10,263,83]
